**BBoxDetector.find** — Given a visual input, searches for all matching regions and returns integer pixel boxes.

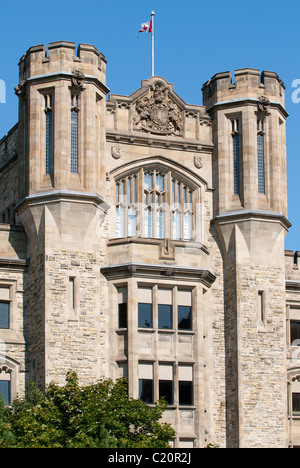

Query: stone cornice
[18,71,110,96]
[106,130,213,153]
[206,97,289,119]
[101,262,216,288]
[15,190,111,214]
[212,209,292,231]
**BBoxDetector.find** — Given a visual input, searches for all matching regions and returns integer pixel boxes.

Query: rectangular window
[138,287,153,328]
[232,119,241,196]
[158,289,172,330]
[69,277,75,310]
[71,101,79,174]
[257,133,265,194]
[178,290,192,330]
[172,210,181,240]
[128,207,137,237]
[0,287,10,329]
[118,287,127,329]
[291,321,300,346]
[0,380,10,405]
[116,205,125,238]
[159,364,174,405]
[45,94,53,175]
[0,302,9,329]
[178,365,193,406]
[233,134,240,195]
[258,290,265,324]
[139,363,154,404]
[293,393,300,416]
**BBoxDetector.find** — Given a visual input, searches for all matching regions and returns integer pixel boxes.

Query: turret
[203,68,288,218]
[204,69,290,448]
[16,42,109,198]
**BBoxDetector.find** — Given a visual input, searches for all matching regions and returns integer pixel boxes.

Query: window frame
[115,167,197,242]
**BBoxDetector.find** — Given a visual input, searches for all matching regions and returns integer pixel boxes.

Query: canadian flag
[139,20,152,33]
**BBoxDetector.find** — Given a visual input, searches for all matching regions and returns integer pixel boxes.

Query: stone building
[0,41,300,448]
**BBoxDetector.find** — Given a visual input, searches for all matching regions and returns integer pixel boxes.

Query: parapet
[18,41,107,85]
[202,68,285,110]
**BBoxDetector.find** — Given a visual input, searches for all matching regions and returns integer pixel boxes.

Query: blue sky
[1,0,300,250]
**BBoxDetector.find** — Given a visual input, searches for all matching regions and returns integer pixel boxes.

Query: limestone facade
[0,41,299,448]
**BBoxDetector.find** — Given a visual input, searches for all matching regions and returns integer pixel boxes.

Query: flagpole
[151,11,155,76]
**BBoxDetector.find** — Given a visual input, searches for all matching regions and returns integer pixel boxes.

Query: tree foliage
[0,372,175,448]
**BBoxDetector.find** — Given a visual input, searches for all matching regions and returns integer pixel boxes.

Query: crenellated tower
[14,42,110,388]
[203,69,291,447]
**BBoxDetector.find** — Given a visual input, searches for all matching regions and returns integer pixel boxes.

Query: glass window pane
[184,212,192,241]
[118,303,127,328]
[178,305,192,330]
[132,176,137,203]
[138,303,153,328]
[116,205,125,238]
[156,210,164,239]
[127,178,131,203]
[128,207,137,237]
[144,208,152,238]
[291,321,300,345]
[156,173,164,192]
[233,133,240,196]
[179,381,193,406]
[0,302,9,329]
[139,379,153,403]
[159,380,173,405]
[45,110,53,175]
[293,393,300,415]
[144,172,153,190]
[0,380,10,405]
[257,133,265,194]
[158,304,172,329]
[71,110,78,174]
[172,211,181,240]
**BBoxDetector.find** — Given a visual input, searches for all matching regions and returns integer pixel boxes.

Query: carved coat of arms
[133,82,183,136]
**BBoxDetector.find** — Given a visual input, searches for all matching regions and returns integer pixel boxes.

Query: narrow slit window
[117,286,127,329]
[69,277,75,310]
[257,120,265,194]
[45,94,53,175]
[258,291,265,324]
[71,95,79,174]
[232,119,241,196]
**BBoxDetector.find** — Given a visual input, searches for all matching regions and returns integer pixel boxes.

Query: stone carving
[71,70,85,95]
[14,81,25,98]
[133,82,183,136]
[258,96,270,113]
[111,146,121,159]
[194,155,203,169]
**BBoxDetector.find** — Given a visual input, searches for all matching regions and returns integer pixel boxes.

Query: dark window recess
[138,303,153,328]
[293,393,300,415]
[178,305,192,330]
[291,321,300,345]
[158,304,172,329]
[118,303,127,328]
[0,302,9,329]
[179,381,193,406]
[0,380,10,405]
[159,380,174,405]
[139,379,153,404]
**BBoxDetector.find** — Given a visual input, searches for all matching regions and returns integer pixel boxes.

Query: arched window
[115,168,195,241]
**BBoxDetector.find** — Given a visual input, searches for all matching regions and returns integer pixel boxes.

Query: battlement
[202,68,285,110]
[18,41,107,85]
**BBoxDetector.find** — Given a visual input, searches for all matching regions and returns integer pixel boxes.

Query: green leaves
[0,373,175,448]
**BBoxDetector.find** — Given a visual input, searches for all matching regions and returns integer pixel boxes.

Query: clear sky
[0,0,300,251]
